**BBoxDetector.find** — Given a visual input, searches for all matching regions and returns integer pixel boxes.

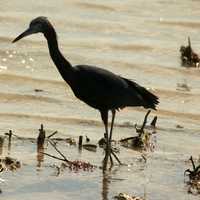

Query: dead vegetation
[120,110,157,153]
[0,157,21,172]
[180,37,200,67]
[185,156,200,195]
[36,124,96,172]
[43,139,96,172]
[0,111,157,175]
[1,115,200,197]
[114,193,144,200]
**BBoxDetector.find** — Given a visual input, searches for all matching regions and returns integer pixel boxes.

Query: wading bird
[13,17,159,170]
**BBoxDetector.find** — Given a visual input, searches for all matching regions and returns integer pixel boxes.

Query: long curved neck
[44,27,74,84]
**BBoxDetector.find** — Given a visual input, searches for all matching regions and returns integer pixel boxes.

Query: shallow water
[0,0,200,199]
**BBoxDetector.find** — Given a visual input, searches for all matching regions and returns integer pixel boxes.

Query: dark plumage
[68,65,158,111]
[13,16,159,170]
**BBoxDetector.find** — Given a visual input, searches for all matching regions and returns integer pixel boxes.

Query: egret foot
[102,146,122,170]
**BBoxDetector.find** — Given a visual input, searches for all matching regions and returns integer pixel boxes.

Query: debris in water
[82,144,97,152]
[65,137,76,145]
[78,135,83,149]
[86,135,90,142]
[150,116,157,127]
[176,124,184,129]
[120,110,157,152]
[180,37,200,67]
[61,160,96,172]
[98,133,106,148]
[0,156,21,171]
[37,124,46,146]
[43,139,96,172]
[78,135,97,152]
[114,193,144,200]
[34,89,44,92]
[185,156,200,195]
[47,131,58,139]
[37,124,59,144]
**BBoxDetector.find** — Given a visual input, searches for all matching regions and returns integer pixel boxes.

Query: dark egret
[13,17,159,170]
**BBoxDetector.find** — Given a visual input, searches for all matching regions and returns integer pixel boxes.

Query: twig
[190,156,196,171]
[135,110,151,136]
[78,136,83,149]
[120,137,135,142]
[47,131,58,139]
[188,37,191,50]
[41,152,66,162]
[37,124,45,145]
[5,130,12,142]
[150,116,157,127]
[140,110,151,132]
[111,149,122,165]
[48,139,70,163]
[188,37,192,62]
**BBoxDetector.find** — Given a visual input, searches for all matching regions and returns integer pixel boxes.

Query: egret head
[12,16,52,43]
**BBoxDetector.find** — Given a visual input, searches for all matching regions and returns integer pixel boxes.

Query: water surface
[0,0,200,199]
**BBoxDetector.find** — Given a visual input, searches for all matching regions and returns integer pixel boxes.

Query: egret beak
[12,28,36,43]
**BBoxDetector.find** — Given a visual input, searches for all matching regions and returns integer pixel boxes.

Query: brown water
[0,0,200,199]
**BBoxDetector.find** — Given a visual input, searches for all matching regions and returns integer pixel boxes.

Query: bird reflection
[102,171,111,200]
[6,130,12,154]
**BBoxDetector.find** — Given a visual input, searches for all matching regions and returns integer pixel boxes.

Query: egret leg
[101,109,122,170]
[100,110,110,171]
[109,154,114,170]
[111,150,122,165]
[109,110,116,142]
[109,110,122,165]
